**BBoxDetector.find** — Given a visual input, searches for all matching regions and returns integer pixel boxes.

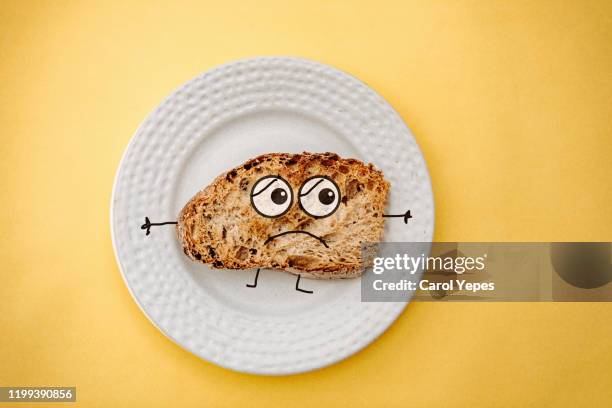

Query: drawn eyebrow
[299,178,325,196]
[251,178,279,197]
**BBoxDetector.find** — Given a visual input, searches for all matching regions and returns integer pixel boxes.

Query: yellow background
[1,1,611,406]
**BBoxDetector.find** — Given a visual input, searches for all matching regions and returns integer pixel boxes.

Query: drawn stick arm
[141,217,178,236]
[382,210,412,224]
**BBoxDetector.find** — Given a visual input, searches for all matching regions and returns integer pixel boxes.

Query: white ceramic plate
[111,57,434,375]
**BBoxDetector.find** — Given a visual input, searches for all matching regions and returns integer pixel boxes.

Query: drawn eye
[250,176,293,218]
[298,176,341,218]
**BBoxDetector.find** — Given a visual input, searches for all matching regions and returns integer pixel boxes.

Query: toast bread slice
[177,152,389,279]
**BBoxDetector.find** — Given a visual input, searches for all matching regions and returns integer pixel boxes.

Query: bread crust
[177,152,389,279]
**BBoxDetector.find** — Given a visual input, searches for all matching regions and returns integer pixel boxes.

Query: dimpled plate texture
[111,57,434,375]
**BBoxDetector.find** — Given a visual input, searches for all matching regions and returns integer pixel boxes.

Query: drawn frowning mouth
[264,230,329,248]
